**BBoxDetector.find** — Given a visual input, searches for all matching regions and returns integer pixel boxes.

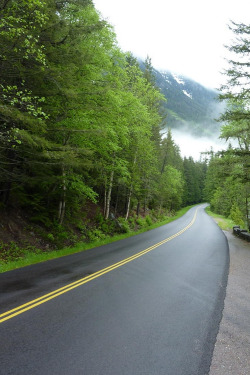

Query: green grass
[0,205,196,273]
[205,206,236,231]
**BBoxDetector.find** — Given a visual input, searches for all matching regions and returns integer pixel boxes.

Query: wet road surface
[0,205,229,375]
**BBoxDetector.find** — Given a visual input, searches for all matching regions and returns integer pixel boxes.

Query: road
[0,205,229,375]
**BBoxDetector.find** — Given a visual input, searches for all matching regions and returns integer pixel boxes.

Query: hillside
[140,61,223,137]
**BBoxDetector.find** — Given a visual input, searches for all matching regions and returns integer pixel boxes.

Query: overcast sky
[93,0,249,89]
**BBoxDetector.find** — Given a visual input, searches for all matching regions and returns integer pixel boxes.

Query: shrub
[86,228,107,242]
[145,215,153,226]
[136,217,146,228]
[0,241,23,262]
[47,233,55,241]
[117,217,130,233]
[230,203,245,227]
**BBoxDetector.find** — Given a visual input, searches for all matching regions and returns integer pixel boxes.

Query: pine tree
[217,21,250,228]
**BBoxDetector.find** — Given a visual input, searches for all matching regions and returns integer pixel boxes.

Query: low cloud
[171,128,228,161]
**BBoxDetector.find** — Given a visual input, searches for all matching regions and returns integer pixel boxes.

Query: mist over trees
[204,21,250,230]
[1,1,248,255]
[0,0,207,247]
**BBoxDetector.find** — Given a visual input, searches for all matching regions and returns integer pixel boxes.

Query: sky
[92,0,249,159]
[93,0,249,89]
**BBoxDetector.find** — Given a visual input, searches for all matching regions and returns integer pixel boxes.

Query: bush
[86,228,107,242]
[128,215,136,230]
[94,211,116,234]
[145,215,153,226]
[117,217,130,233]
[47,233,55,241]
[0,241,23,262]
[230,203,245,227]
[136,216,149,228]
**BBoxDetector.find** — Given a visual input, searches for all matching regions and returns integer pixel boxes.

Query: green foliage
[207,21,250,230]
[0,241,23,263]
[145,215,153,226]
[47,233,55,242]
[117,217,131,233]
[0,205,197,273]
[0,240,42,263]
[0,0,207,257]
[205,206,238,231]
[183,157,207,205]
[204,151,249,230]
[230,203,245,227]
[136,217,146,228]
[86,228,107,242]
[94,211,116,234]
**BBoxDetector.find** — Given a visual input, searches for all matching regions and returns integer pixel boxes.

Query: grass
[205,206,236,231]
[0,205,195,273]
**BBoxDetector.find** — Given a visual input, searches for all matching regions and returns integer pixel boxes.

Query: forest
[204,21,250,231]
[0,0,249,261]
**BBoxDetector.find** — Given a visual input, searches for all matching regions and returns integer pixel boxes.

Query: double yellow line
[0,209,197,324]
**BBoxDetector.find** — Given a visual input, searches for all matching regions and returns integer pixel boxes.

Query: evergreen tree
[215,21,250,228]
[0,0,201,240]
[183,157,206,205]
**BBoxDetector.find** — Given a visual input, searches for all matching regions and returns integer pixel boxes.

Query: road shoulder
[209,230,250,375]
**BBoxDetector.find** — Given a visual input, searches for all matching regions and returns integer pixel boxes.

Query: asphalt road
[0,204,229,375]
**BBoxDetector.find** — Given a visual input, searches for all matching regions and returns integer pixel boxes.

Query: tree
[158,165,184,211]
[204,153,247,221]
[0,0,197,238]
[218,21,250,160]
[0,0,116,222]
[183,157,206,205]
[216,21,250,229]
[160,128,183,174]
[0,0,51,205]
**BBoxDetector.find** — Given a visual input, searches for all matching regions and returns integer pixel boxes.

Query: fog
[164,100,229,161]
[170,129,228,161]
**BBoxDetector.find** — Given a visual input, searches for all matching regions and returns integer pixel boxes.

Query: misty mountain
[140,61,224,137]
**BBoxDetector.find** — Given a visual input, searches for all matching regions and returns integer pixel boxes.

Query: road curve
[0,204,229,375]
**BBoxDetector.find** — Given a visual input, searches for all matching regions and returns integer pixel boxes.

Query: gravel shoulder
[209,230,250,375]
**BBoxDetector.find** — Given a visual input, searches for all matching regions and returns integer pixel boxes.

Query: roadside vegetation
[203,22,250,232]
[0,0,206,269]
[205,206,238,231]
[0,205,194,273]
[0,2,249,269]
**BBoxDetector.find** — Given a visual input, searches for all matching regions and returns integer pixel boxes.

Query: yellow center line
[0,208,198,324]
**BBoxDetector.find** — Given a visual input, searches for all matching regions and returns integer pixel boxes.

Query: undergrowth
[0,205,195,273]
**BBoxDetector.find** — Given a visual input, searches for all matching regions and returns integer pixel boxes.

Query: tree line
[204,22,250,230]
[0,0,206,238]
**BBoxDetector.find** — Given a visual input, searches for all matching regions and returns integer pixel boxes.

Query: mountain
[140,61,223,137]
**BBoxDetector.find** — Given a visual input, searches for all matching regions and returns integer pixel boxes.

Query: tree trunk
[125,185,132,220]
[105,169,114,220]
[103,181,107,217]
[161,154,167,175]
[144,195,147,215]
[159,200,163,213]
[2,181,12,205]
[58,134,70,225]
[136,201,140,217]
[1,148,16,206]
[58,165,66,225]
[114,185,120,216]
[125,152,137,220]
